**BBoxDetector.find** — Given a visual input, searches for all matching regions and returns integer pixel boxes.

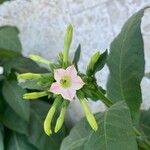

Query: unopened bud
[23,91,48,99]
[54,101,69,133]
[44,96,62,136]
[29,54,52,65]
[63,24,73,67]
[77,91,98,131]
[18,73,41,80]
[86,52,100,76]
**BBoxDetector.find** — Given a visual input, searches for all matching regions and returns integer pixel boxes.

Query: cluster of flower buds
[17,25,112,136]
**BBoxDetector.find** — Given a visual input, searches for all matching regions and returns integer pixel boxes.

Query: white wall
[0,0,150,125]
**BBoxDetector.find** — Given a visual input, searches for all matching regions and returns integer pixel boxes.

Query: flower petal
[72,76,85,90]
[50,83,75,101]
[66,65,77,77]
[49,82,62,94]
[61,88,76,101]
[54,68,66,82]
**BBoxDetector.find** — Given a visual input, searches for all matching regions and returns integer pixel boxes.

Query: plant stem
[133,127,150,150]
[94,89,113,107]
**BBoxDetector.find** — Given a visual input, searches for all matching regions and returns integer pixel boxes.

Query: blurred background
[0,0,150,125]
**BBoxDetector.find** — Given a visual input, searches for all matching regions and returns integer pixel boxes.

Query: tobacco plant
[0,7,150,150]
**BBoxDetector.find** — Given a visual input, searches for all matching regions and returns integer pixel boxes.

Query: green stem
[133,127,150,149]
[94,89,113,107]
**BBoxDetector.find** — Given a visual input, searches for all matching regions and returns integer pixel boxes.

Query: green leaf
[86,50,107,76]
[73,44,81,70]
[2,80,30,121]
[0,95,5,113]
[0,124,4,150]
[140,109,150,139]
[6,133,37,150]
[107,8,146,123]
[0,26,22,53]
[28,101,67,150]
[0,75,5,81]
[0,97,28,135]
[0,84,28,135]
[0,49,21,62]
[4,56,47,74]
[61,101,138,150]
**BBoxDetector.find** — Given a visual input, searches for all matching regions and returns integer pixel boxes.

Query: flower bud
[23,91,48,99]
[54,101,69,133]
[81,98,98,131]
[86,52,100,76]
[63,24,73,67]
[29,54,52,65]
[86,50,107,76]
[44,96,62,136]
[18,73,41,80]
[77,91,98,131]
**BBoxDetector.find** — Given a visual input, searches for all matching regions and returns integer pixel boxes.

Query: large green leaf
[4,56,47,74]
[0,75,4,81]
[6,133,37,150]
[2,80,30,121]
[0,26,22,53]
[107,8,146,123]
[0,26,22,63]
[28,101,67,150]
[61,101,138,150]
[140,109,150,139]
[0,49,21,62]
[0,124,4,150]
[0,96,28,135]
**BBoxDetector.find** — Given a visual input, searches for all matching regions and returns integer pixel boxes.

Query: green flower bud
[86,52,100,76]
[77,91,98,131]
[63,24,73,67]
[29,54,52,65]
[54,101,69,133]
[18,73,41,80]
[44,96,62,136]
[23,91,48,99]
[81,99,98,131]
[86,50,107,76]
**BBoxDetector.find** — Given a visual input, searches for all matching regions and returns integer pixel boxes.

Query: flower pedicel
[17,24,112,136]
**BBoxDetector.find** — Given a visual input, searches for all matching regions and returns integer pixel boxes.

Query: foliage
[0,26,67,149]
[61,102,138,150]
[107,8,145,124]
[0,7,149,150]
[61,7,150,150]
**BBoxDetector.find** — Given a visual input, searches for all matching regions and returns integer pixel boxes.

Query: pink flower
[50,65,84,101]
